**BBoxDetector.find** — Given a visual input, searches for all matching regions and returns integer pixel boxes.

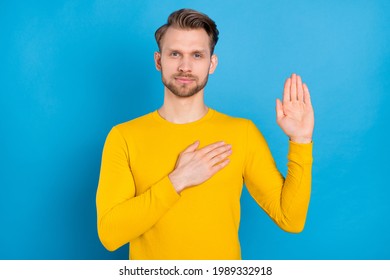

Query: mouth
[175,78,194,84]
[174,75,196,84]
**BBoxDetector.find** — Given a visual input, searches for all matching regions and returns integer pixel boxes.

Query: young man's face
[154,27,218,98]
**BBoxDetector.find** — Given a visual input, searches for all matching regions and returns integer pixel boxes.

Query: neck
[158,90,208,124]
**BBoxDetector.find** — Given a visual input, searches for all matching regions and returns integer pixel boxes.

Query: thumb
[183,140,200,153]
[275,99,284,121]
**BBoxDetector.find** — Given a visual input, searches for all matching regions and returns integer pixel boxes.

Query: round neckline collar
[152,108,215,127]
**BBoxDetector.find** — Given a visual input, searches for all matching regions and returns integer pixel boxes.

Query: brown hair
[155,9,219,55]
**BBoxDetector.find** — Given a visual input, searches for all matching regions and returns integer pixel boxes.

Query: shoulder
[112,111,156,133]
[102,111,156,144]
[212,109,255,129]
[211,110,265,143]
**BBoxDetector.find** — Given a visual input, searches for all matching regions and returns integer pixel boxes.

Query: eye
[194,53,202,59]
[170,51,180,57]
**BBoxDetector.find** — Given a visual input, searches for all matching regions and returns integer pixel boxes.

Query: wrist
[168,170,187,194]
[289,136,312,144]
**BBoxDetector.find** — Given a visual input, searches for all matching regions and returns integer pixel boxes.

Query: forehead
[160,27,211,53]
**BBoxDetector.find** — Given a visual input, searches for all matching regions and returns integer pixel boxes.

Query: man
[96,8,314,260]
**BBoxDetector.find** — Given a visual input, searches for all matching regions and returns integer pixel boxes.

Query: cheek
[200,64,213,76]
[160,60,178,73]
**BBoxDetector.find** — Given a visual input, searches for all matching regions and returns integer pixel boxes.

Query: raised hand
[276,73,314,143]
[169,141,232,193]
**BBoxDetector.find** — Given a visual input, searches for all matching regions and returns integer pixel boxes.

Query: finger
[209,158,230,174]
[205,144,232,159]
[290,73,297,101]
[209,150,232,166]
[303,83,312,106]
[182,140,200,153]
[275,99,284,121]
[198,141,226,155]
[297,75,304,101]
[208,147,232,165]
[283,77,291,103]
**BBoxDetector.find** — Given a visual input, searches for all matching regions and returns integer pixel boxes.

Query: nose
[178,56,192,73]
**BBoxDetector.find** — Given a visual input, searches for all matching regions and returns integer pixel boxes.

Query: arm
[245,74,314,232]
[96,127,180,251]
[244,122,312,233]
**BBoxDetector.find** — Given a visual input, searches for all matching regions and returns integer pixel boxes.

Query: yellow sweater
[96,109,312,260]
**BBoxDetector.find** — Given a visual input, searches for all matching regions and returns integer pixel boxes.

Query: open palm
[276,74,314,143]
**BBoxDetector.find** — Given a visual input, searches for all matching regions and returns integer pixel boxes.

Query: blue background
[1,0,389,259]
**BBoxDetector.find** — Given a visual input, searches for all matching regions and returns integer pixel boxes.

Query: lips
[174,75,196,84]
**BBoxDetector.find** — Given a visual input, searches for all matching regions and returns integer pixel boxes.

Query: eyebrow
[166,48,208,54]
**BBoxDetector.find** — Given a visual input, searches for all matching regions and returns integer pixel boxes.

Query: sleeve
[243,120,313,233]
[96,127,180,251]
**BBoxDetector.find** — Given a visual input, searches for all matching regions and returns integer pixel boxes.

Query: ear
[209,54,218,74]
[154,51,162,71]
